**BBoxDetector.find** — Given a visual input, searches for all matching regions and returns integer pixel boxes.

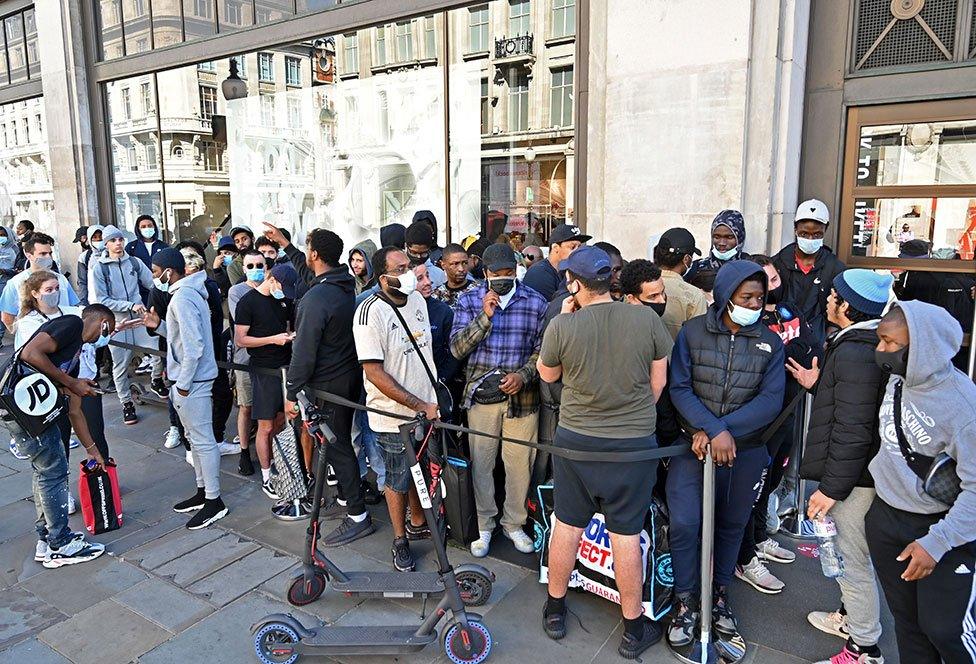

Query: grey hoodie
[77,225,104,306]
[869,300,976,562]
[89,247,154,315]
[155,270,217,391]
[0,225,19,288]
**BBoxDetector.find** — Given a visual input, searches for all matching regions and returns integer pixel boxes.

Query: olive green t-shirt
[539,301,673,440]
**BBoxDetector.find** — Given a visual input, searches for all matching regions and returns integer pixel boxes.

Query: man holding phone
[234,264,298,500]
[17,304,117,568]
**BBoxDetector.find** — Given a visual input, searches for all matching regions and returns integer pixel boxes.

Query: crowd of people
[2,200,974,664]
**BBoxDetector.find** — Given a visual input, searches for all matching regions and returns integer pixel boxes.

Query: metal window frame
[838,98,976,274]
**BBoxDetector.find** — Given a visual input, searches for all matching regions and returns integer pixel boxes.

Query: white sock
[261,468,271,482]
[337,498,347,506]
[349,511,368,523]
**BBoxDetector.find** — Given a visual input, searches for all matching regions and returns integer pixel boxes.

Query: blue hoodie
[669,260,785,447]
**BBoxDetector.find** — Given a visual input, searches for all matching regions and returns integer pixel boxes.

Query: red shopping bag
[78,459,123,534]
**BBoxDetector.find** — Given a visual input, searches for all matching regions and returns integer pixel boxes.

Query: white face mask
[727,302,761,327]
[796,236,823,255]
[389,269,417,297]
[712,246,737,261]
[153,269,171,293]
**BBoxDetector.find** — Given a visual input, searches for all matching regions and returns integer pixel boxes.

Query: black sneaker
[362,482,383,505]
[618,617,663,659]
[667,592,698,648]
[712,585,738,638]
[262,479,279,500]
[122,401,138,425]
[321,497,348,519]
[186,497,228,530]
[391,536,415,572]
[173,488,206,513]
[323,515,375,547]
[149,378,168,399]
[405,521,431,541]
[543,602,567,640]
[238,451,254,476]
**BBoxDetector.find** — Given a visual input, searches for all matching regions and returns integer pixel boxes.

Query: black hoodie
[772,242,846,345]
[285,264,360,400]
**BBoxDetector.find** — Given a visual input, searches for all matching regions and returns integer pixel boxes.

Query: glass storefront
[102,0,577,250]
[0,6,39,88]
[0,97,56,237]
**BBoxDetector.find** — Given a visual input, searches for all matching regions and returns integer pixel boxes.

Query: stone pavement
[0,378,900,664]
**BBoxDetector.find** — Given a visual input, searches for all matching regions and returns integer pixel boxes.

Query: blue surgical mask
[93,331,111,349]
[0,236,7,246]
[153,269,170,293]
[222,254,233,266]
[796,236,823,255]
[712,246,738,261]
[727,302,761,327]
[245,267,265,283]
[140,227,155,239]
[271,288,285,300]
[92,240,105,251]
[278,248,286,259]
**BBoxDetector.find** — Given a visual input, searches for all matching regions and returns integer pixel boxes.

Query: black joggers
[312,370,366,518]
[865,497,976,663]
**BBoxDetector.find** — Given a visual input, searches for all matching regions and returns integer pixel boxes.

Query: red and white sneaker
[814,645,883,664]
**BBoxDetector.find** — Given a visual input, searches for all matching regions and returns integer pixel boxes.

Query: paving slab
[0,586,64,650]
[242,513,312,558]
[113,447,187,494]
[187,548,297,606]
[122,524,223,570]
[0,637,72,664]
[19,555,147,616]
[214,481,281,533]
[39,598,170,664]
[121,477,199,524]
[102,513,184,555]
[114,577,215,633]
[153,533,259,586]
[138,591,317,664]
[0,531,48,589]
[0,499,40,544]
[0,470,33,507]
[101,436,158,468]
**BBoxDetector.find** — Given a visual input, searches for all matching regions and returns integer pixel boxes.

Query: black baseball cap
[482,243,518,272]
[549,223,591,245]
[558,245,612,280]
[657,228,701,256]
[270,263,298,299]
[72,227,88,243]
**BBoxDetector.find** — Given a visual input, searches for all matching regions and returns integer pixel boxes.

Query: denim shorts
[376,431,412,494]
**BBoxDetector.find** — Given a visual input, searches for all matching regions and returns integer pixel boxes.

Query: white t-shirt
[14,306,97,380]
[353,291,437,433]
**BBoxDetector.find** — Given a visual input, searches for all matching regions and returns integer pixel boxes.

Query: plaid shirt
[450,282,547,418]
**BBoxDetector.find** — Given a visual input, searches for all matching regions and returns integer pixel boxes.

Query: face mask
[39,291,60,309]
[278,248,286,259]
[727,302,761,327]
[488,276,516,297]
[15,233,24,241]
[246,267,266,283]
[766,284,783,305]
[140,227,155,239]
[796,236,823,255]
[875,346,909,376]
[153,269,171,293]
[32,256,54,270]
[271,288,285,300]
[389,269,417,297]
[93,329,111,349]
[92,240,105,251]
[642,300,667,318]
[0,236,7,246]
[712,246,738,261]
[407,251,429,267]
[222,254,233,266]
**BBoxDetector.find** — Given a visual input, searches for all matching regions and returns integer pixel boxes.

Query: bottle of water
[814,516,845,578]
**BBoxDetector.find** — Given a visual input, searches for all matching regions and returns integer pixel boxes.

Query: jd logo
[13,374,58,416]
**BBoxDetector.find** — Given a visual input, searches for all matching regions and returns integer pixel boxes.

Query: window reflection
[0,98,56,237]
[851,197,976,260]
[858,120,976,187]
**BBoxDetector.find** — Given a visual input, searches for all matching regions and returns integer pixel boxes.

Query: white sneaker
[218,441,239,456]
[34,540,49,562]
[43,534,105,568]
[164,426,182,449]
[757,538,795,564]
[735,556,785,594]
[504,528,535,554]
[470,530,492,558]
[69,437,81,450]
[9,437,29,460]
[67,494,77,515]
[134,356,153,375]
[185,450,194,466]
[808,610,849,639]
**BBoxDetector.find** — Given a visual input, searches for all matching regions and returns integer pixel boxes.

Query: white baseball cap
[795,199,830,225]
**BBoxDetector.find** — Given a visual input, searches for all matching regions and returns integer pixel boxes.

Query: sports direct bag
[0,352,69,440]
[533,485,674,620]
[78,459,123,535]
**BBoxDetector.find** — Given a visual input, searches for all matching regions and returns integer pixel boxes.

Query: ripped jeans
[14,423,73,548]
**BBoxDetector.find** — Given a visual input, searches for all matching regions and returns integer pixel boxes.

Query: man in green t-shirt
[537,246,672,659]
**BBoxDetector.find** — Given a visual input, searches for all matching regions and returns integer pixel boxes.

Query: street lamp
[222,57,248,101]
[524,146,535,163]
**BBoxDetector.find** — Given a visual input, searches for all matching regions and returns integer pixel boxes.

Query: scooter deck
[296,625,437,655]
[331,570,444,596]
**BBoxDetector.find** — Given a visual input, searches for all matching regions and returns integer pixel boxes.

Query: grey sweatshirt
[869,300,976,562]
[154,270,218,391]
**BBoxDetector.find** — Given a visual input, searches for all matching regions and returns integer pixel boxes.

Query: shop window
[841,100,976,265]
[0,97,56,235]
[852,0,959,72]
[468,5,489,52]
[552,0,575,38]
[550,66,573,128]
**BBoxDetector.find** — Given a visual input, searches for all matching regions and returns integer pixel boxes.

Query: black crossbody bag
[893,380,961,506]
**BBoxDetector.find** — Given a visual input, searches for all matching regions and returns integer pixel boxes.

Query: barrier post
[779,393,815,540]
[699,450,715,664]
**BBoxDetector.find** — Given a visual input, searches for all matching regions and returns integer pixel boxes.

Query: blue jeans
[15,424,72,548]
[666,445,769,594]
[354,409,386,490]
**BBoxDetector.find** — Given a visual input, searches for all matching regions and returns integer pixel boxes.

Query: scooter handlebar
[296,391,337,445]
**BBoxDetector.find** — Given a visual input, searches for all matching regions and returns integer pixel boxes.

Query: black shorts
[552,427,658,536]
[250,369,285,421]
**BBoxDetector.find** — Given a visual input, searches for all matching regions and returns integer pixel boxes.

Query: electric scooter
[251,394,494,663]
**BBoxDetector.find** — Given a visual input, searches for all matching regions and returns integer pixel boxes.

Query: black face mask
[766,284,783,305]
[407,250,429,267]
[642,300,667,318]
[488,277,516,297]
[875,346,909,376]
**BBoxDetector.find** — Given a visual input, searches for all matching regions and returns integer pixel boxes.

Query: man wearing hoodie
[125,215,168,270]
[143,248,228,530]
[773,199,846,345]
[865,301,976,663]
[667,260,785,651]
[76,226,104,307]
[405,220,447,290]
[684,210,749,285]
[349,239,376,295]
[90,226,167,423]
[285,229,374,547]
[0,225,21,345]
[379,222,406,250]
[786,270,892,664]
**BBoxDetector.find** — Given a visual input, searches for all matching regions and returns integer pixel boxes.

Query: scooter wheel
[442,621,491,664]
[253,622,300,664]
[286,571,326,606]
[455,570,493,607]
